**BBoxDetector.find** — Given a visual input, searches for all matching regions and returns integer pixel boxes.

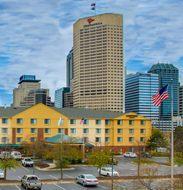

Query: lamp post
[111,148,114,190]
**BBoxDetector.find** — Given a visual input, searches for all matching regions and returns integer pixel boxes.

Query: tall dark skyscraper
[148,63,179,120]
[66,48,73,89]
[179,85,183,116]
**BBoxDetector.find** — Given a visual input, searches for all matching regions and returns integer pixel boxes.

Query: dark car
[141,152,152,158]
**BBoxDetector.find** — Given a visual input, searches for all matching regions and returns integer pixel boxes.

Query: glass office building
[54,87,70,108]
[125,73,159,120]
[148,63,179,120]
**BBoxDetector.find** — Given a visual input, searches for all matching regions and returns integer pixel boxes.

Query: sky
[0,0,183,106]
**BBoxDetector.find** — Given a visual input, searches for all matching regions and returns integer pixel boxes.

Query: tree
[174,126,183,153]
[0,158,19,180]
[147,128,168,151]
[88,148,111,173]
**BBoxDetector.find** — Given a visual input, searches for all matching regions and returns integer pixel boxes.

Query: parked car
[141,152,152,158]
[22,157,34,167]
[76,174,98,186]
[0,151,11,159]
[123,152,137,158]
[0,169,4,179]
[11,151,22,160]
[21,175,42,190]
[98,167,119,177]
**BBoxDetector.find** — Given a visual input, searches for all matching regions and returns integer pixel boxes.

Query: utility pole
[170,80,174,190]
[111,149,114,190]
[59,133,63,180]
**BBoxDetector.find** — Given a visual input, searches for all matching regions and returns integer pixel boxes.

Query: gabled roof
[53,107,122,119]
[0,107,28,118]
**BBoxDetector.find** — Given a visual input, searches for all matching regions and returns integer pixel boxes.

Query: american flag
[152,84,169,106]
[91,3,96,10]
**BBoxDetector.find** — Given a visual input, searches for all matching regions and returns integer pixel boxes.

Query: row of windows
[70,119,146,125]
[96,137,145,143]
[0,118,51,125]
[1,118,146,126]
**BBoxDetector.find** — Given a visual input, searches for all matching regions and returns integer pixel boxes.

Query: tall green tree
[147,128,168,151]
[0,158,19,180]
[88,148,111,173]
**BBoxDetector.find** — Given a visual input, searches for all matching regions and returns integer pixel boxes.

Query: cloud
[0,0,183,106]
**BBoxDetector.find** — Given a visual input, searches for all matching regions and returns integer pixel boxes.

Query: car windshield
[0,169,3,173]
[25,159,32,161]
[105,168,112,171]
[85,175,96,179]
[28,177,38,182]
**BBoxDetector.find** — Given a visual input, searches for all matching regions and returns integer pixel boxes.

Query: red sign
[87,17,95,24]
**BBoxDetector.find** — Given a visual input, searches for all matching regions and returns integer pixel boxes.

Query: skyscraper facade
[54,87,70,108]
[179,85,183,116]
[13,75,41,107]
[148,63,179,120]
[66,48,74,89]
[72,13,125,112]
[125,73,159,120]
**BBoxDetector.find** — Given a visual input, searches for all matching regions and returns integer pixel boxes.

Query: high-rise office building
[54,87,71,108]
[179,85,183,116]
[72,13,125,112]
[125,73,159,120]
[66,48,74,89]
[13,75,51,107]
[148,63,179,120]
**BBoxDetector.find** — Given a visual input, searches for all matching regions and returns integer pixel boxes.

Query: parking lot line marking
[98,184,108,189]
[49,175,58,179]
[54,184,66,190]
[64,174,73,178]
[15,185,21,190]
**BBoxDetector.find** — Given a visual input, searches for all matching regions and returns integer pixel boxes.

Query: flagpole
[170,80,174,190]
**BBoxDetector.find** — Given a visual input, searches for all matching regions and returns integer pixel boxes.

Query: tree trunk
[4,167,7,180]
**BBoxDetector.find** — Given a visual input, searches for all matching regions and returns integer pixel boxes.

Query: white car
[22,157,34,167]
[0,169,4,179]
[21,175,42,190]
[76,174,98,186]
[98,167,119,177]
[124,152,137,158]
[0,151,11,159]
[11,151,22,160]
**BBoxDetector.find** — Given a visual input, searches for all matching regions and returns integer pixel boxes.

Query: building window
[44,119,50,125]
[117,120,122,125]
[96,128,101,134]
[31,128,37,134]
[1,137,8,143]
[117,128,123,134]
[58,128,64,134]
[70,119,76,124]
[140,129,145,134]
[105,119,110,125]
[117,137,123,142]
[83,119,89,125]
[129,120,134,125]
[140,137,145,142]
[95,137,101,143]
[17,128,23,134]
[1,128,8,134]
[17,118,23,124]
[2,118,8,124]
[105,137,110,143]
[129,137,134,142]
[141,120,146,125]
[83,128,89,134]
[30,118,37,125]
[44,128,51,134]
[129,129,134,134]
[96,119,101,125]
[105,129,110,134]
[70,128,76,134]
[30,137,36,142]
[16,137,22,143]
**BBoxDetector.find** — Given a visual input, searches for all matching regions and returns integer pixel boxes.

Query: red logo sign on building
[87,18,95,24]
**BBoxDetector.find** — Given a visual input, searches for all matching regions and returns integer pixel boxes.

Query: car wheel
[25,186,29,190]
[83,182,86,187]
[107,173,110,177]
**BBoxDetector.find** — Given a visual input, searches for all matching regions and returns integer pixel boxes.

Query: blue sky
[0,0,183,106]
